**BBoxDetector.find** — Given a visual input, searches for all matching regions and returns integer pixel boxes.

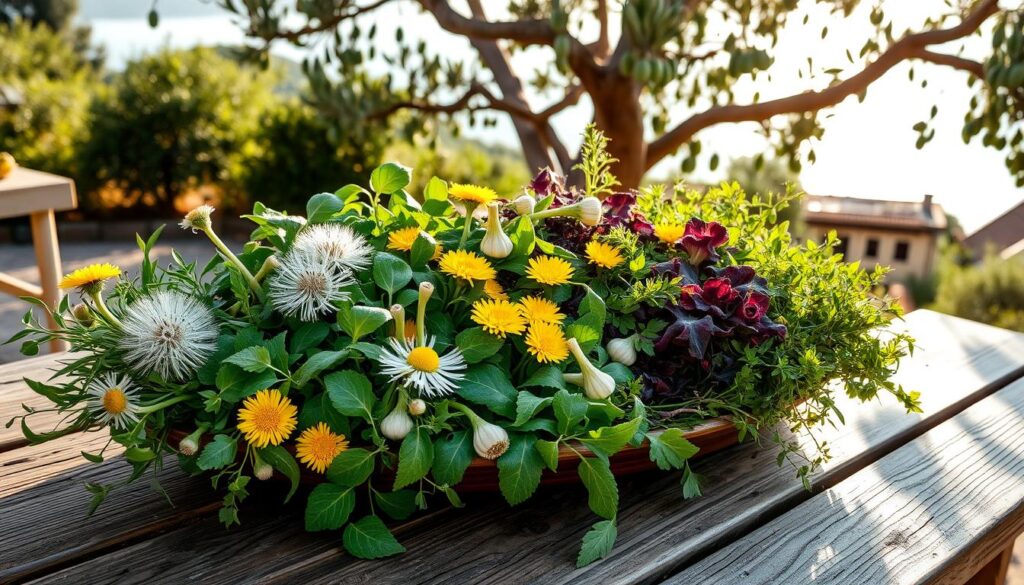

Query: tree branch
[539,85,584,120]
[593,0,610,58]
[417,0,555,45]
[249,0,394,42]
[646,0,1000,169]
[913,49,984,77]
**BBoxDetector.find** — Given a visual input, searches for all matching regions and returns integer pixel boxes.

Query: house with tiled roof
[962,201,1024,260]
[802,194,948,283]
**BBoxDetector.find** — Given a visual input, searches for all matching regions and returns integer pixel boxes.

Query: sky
[78,0,1022,233]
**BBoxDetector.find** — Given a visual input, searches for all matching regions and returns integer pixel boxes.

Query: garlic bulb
[606,335,638,366]
[381,406,414,440]
[513,194,537,216]
[480,203,514,259]
[578,197,603,226]
[472,419,510,459]
[566,338,616,399]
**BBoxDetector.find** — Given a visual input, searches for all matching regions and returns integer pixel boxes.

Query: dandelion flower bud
[480,203,513,259]
[408,398,427,416]
[472,419,509,460]
[578,197,603,227]
[513,194,537,216]
[566,338,616,400]
[178,426,206,457]
[606,335,638,367]
[180,204,215,233]
[253,457,274,481]
[72,303,95,327]
[381,406,415,441]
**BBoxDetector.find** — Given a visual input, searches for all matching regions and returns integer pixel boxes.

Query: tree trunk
[578,69,646,191]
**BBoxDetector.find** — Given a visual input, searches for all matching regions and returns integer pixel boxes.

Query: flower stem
[448,401,481,427]
[458,202,479,249]
[203,227,261,294]
[137,394,190,415]
[529,201,578,222]
[88,291,122,329]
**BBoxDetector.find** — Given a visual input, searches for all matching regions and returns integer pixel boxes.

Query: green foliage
[383,135,530,197]
[931,253,1024,332]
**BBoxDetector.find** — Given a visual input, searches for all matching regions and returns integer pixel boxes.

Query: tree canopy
[212,0,1020,190]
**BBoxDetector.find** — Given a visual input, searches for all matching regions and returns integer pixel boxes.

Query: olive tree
[215,0,1019,190]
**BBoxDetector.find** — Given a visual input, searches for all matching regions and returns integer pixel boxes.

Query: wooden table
[0,167,76,352]
[2,310,1024,584]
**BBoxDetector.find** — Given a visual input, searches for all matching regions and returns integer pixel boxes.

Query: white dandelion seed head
[376,336,467,398]
[292,223,374,271]
[119,291,218,382]
[86,372,141,430]
[269,251,354,322]
[179,204,215,232]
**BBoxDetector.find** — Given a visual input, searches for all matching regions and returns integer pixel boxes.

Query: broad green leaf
[306,192,344,224]
[197,434,237,471]
[431,430,474,486]
[455,327,504,364]
[298,392,350,436]
[292,350,349,388]
[393,427,433,490]
[338,305,393,342]
[577,520,617,567]
[409,234,437,269]
[521,366,567,391]
[577,456,618,519]
[374,489,418,520]
[370,162,412,194]
[216,364,276,403]
[552,389,589,435]
[305,483,356,531]
[290,321,330,354]
[325,370,376,420]
[580,418,642,457]
[681,462,704,499]
[648,429,700,471]
[565,321,601,352]
[456,364,517,419]
[424,176,447,201]
[579,285,607,324]
[535,439,560,472]
[372,252,413,295]
[342,515,406,559]
[513,391,553,426]
[327,448,377,486]
[223,346,272,373]
[601,362,634,386]
[497,433,544,506]
[259,445,300,503]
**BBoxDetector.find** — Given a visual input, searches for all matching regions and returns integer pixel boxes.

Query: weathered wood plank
[18,311,1024,585]
[666,376,1024,585]
[0,354,66,451]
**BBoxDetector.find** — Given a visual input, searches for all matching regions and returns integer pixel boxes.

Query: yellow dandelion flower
[237,389,298,448]
[439,250,497,282]
[471,299,528,338]
[525,322,570,363]
[59,263,121,290]
[518,296,564,325]
[654,222,686,244]
[526,255,574,286]
[387,226,422,252]
[585,241,625,269]
[484,279,508,300]
[295,422,349,474]
[448,183,498,205]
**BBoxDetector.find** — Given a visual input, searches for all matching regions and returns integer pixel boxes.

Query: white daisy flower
[292,223,374,271]
[268,251,354,322]
[86,372,141,430]
[377,336,467,398]
[119,291,218,382]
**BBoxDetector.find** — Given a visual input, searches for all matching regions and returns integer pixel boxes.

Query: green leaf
[535,439,560,472]
[432,430,474,487]
[370,162,412,194]
[372,252,413,295]
[223,346,272,373]
[325,370,376,420]
[374,489,418,520]
[579,285,607,324]
[305,483,356,531]
[327,448,377,486]
[497,433,544,506]
[552,389,589,435]
[601,362,634,386]
[513,391,553,426]
[580,418,642,458]
[290,321,330,354]
[409,234,437,270]
[577,456,618,519]
[216,365,276,403]
[424,176,448,201]
[565,321,601,352]
[648,429,700,471]
[342,515,406,559]
[577,520,617,567]
[306,192,344,224]
[292,350,349,388]
[455,327,505,364]
[338,305,393,342]
[521,366,567,391]
[197,435,237,471]
[457,364,517,419]
[393,427,433,490]
[260,445,300,503]
[681,462,704,499]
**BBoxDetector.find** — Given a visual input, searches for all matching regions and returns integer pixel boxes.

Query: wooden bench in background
[2,310,1024,584]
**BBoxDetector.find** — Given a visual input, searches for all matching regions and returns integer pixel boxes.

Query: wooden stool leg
[29,210,68,352]
[965,542,1014,585]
